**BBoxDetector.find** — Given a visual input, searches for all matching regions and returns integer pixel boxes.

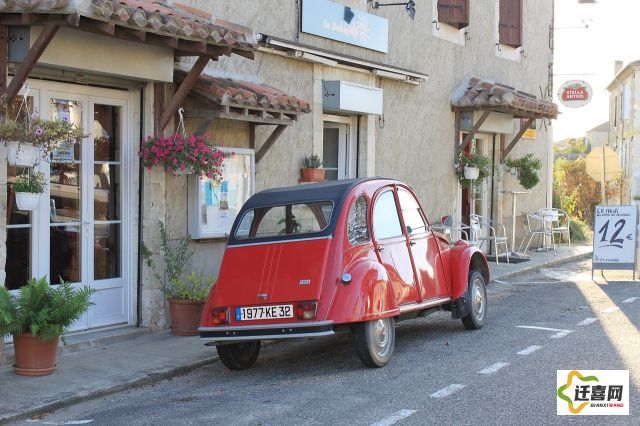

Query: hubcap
[373,318,391,356]
[471,278,485,322]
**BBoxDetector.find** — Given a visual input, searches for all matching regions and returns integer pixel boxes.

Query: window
[438,0,469,29]
[347,195,369,245]
[397,189,427,235]
[235,201,333,241]
[373,191,403,240]
[499,0,522,48]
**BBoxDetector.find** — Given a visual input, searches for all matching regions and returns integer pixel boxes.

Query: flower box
[7,141,39,167]
[300,168,325,183]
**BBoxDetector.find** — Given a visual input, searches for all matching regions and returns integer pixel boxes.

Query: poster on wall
[188,148,254,239]
[592,205,637,272]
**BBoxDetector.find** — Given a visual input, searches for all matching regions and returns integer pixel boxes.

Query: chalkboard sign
[592,205,637,271]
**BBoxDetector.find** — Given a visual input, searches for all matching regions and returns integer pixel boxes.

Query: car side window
[347,195,370,245]
[373,190,403,240]
[398,189,427,235]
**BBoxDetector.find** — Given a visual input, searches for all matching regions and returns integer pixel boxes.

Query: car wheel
[216,341,261,370]
[353,317,395,368]
[461,270,487,330]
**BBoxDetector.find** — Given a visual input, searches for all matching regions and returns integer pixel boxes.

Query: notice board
[592,205,637,271]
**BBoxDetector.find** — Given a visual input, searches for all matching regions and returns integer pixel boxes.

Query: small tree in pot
[300,153,325,182]
[141,221,215,335]
[0,277,94,376]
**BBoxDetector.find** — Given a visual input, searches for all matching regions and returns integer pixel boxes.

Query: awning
[451,76,558,160]
[0,0,257,57]
[179,70,311,163]
[451,76,558,119]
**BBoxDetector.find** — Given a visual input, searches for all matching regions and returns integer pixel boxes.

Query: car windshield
[235,201,333,241]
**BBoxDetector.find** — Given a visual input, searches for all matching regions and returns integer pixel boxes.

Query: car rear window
[235,201,333,241]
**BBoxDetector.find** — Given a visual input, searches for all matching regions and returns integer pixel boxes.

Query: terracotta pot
[169,298,205,336]
[300,168,325,182]
[13,333,60,376]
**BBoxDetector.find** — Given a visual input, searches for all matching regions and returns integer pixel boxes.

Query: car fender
[448,241,490,300]
[326,257,399,324]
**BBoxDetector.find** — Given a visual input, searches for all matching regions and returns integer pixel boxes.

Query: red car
[200,178,490,369]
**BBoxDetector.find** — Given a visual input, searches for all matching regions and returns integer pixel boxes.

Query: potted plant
[12,171,45,211]
[139,134,230,180]
[300,153,325,182]
[141,221,215,335]
[0,110,85,167]
[456,150,490,186]
[505,154,542,189]
[0,277,94,376]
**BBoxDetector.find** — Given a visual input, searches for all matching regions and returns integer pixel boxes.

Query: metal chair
[432,215,471,242]
[539,208,571,251]
[518,212,555,253]
[469,214,510,265]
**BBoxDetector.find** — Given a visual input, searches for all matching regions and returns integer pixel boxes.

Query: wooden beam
[501,118,535,161]
[114,26,146,42]
[454,110,460,162]
[158,55,209,131]
[177,39,208,54]
[4,25,58,102]
[0,25,7,94]
[459,110,490,152]
[249,123,256,150]
[234,50,254,60]
[194,117,214,136]
[78,19,115,36]
[153,82,165,137]
[256,124,287,163]
[185,109,294,126]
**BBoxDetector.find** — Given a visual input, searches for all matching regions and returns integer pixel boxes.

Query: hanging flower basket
[139,134,230,181]
[463,166,480,180]
[7,141,39,167]
[15,192,40,211]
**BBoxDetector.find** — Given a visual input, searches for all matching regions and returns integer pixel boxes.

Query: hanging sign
[592,205,637,271]
[558,80,593,108]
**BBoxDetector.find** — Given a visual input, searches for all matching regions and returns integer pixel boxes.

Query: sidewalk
[0,245,592,424]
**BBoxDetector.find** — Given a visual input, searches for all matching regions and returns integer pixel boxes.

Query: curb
[491,251,592,282]
[0,355,220,425]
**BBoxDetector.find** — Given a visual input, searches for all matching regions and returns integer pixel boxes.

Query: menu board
[592,205,637,271]
[188,148,254,239]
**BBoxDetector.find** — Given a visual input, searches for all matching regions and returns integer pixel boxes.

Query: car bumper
[199,320,335,343]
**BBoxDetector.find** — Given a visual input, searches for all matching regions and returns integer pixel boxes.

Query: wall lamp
[372,0,416,20]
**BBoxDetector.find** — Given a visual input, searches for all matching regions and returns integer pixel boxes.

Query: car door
[372,188,421,305]
[397,187,450,299]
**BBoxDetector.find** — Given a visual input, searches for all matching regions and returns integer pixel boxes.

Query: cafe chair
[432,215,471,242]
[539,208,571,252]
[469,214,510,265]
[518,212,555,253]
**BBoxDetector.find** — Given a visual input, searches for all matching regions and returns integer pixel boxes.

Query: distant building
[585,121,609,150]
[606,60,640,204]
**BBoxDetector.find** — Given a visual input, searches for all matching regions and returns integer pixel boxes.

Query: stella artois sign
[558,80,593,108]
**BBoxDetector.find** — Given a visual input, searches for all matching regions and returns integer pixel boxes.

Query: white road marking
[517,345,542,356]
[27,421,94,425]
[602,306,620,315]
[517,325,564,332]
[577,317,598,326]
[622,297,638,304]
[369,409,417,426]
[550,330,574,339]
[478,362,510,374]
[430,384,466,399]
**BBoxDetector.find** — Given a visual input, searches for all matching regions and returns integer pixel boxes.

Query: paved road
[18,261,640,425]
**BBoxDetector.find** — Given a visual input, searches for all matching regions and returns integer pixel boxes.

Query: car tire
[216,341,261,370]
[353,317,395,368]
[461,270,487,330]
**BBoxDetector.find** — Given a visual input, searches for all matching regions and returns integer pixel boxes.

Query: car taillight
[211,307,230,325]
[295,301,317,320]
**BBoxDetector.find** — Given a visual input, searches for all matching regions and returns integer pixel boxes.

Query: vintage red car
[200,178,490,370]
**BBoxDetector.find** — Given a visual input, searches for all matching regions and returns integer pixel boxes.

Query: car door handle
[409,241,416,246]
[376,247,384,252]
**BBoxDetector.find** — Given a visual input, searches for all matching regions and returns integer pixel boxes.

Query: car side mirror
[406,225,413,235]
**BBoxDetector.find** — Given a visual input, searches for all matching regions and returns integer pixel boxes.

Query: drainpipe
[490,134,496,222]
[136,91,144,327]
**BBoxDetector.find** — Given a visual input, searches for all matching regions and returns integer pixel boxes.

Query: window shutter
[437,0,469,30]
[499,0,522,48]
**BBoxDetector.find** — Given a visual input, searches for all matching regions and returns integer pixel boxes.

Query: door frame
[322,114,358,179]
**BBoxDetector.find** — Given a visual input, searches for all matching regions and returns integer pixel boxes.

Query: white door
[323,122,348,181]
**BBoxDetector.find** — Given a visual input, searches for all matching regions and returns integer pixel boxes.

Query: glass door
[323,122,348,181]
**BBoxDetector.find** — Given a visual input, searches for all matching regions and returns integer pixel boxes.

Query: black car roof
[227,177,393,246]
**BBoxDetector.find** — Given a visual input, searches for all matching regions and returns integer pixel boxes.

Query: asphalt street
[17,260,640,425]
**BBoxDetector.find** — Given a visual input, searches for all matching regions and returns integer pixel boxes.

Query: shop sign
[522,128,536,139]
[558,80,592,108]
[301,0,389,53]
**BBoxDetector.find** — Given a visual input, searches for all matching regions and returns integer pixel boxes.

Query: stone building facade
[1,0,556,356]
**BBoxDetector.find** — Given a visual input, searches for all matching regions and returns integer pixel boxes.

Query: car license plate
[235,304,294,321]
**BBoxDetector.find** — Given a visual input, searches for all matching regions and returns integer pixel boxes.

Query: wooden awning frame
[0,15,255,136]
